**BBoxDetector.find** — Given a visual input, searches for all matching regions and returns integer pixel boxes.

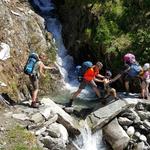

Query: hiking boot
[144,96,149,100]
[65,99,73,107]
[31,101,39,108]
[101,99,107,105]
[138,96,144,99]
[36,100,42,105]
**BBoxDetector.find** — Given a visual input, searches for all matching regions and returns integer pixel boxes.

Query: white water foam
[73,120,107,150]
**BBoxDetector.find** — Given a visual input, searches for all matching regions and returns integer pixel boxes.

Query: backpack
[24,53,39,75]
[128,63,142,77]
[123,53,136,64]
[75,61,93,82]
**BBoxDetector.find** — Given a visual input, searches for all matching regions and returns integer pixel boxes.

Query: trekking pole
[107,67,130,85]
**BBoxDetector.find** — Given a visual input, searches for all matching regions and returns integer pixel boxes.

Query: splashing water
[73,120,107,150]
[30,1,107,150]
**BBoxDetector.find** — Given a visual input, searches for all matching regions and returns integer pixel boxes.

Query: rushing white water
[48,16,107,150]
[33,1,106,149]
[73,120,107,150]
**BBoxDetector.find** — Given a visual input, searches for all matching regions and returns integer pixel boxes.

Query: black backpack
[24,53,39,75]
[75,61,93,82]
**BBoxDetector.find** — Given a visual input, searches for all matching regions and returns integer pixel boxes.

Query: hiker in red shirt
[67,61,105,107]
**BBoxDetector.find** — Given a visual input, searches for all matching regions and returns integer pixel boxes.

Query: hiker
[26,52,56,108]
[68,61,105,107]
[140,63,150,100]
[103,70,119,100]
[123,53,142,96]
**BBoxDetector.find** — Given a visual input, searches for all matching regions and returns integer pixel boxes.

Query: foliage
[89,0,149,68]
[61,0,150,71]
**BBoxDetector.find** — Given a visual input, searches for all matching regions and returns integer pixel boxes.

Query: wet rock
[127,126,135,137]
[120,111,136,120]
[103,118,130,150]
[137,111,150,120]
[47,122,68,142]
[63,107,74,114]
[139,125,148,134]
[128,108,141,124]
[40,98,80,135]
[147,134,150,144]
[139,134,147,142]
[40,136,66,150]
[134,132,141,139]
[143,120,150,130]
[135,102,145,111]
[118,117,133,126]
[87,100,131,131]
[135,142,145,150]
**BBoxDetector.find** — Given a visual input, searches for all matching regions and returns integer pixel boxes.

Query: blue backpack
[75,61,93,82]
[24,53,39,75]
[128,63,142,77]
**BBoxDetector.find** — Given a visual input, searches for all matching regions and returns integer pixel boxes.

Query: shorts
[146,79,150,84]
[124,74,135,82]
[124,74,141,82]
[79,79,97,89]
[29,75,39,90]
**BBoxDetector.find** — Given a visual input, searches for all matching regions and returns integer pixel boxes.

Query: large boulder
[87,99,131,131]
[40,98,80,136]
[103,118,130,150]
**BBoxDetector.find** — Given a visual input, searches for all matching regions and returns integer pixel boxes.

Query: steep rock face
[56,1,98,64]
[0,0,60,101]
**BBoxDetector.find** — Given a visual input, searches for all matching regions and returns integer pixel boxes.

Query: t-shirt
[83,67,99,81]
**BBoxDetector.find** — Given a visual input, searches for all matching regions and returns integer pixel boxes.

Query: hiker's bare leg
[90,80,101,98]
[145,83,149,99]
[125,81,129,93]
[32,89,38,102]
[71,81,86,100]
[110,88,117,97]
[93,87,101,98]
[141,82,146,98]
[72,89,82,100]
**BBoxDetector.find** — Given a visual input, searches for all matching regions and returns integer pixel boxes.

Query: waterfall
[73,120,107,150]
[29,1,106,150]
[30,0,78,91]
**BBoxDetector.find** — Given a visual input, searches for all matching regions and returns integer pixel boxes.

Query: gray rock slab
[118,117,133,126]
[40,98,80,135]
[39,107,52,120]
[44,114,58,127]
[30,113,45,123]
[103,118,130,150]
[12,113,29,121]
[35,127,47,136]
[87,99,132,132]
